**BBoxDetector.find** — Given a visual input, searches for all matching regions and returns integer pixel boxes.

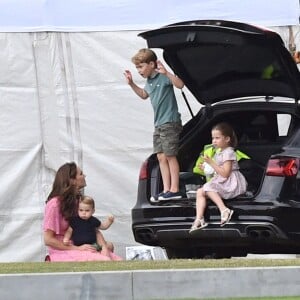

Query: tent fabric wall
[0,0,299,261]
[0,30,200,261]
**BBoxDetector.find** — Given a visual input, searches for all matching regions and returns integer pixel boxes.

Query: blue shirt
[144,72,181,127]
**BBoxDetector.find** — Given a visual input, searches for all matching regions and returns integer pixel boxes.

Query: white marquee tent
[0,0,299,261]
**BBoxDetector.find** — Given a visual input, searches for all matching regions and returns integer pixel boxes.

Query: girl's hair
[131,48,157,66]
[212,122,238,148]
[80,196,95,210]
[46,162,79,220]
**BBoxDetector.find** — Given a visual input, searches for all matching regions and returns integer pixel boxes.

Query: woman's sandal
[220,208,234,227]
[189,217,208,233]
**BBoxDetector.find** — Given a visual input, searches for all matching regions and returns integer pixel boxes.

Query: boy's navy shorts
[153,121,182,156]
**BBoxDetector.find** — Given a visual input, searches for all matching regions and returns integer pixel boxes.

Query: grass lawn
[0,258,300,274]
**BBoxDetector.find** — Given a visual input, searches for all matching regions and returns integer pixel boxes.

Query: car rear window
[277,114,291,136]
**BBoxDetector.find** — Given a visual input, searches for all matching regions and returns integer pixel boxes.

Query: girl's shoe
[220,208,234,227]
[189,218,208,233]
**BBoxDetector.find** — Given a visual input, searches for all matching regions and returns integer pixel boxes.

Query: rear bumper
[132,219,300,253]
[132,188,300,253]
[133,220,285,243]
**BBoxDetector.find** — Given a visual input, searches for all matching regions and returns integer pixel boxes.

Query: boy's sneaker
[159,191,182,200]
[150,191,168,202]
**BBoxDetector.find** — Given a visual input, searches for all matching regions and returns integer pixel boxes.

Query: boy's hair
[212,122,238,148]
[79,195,95,209]
[131,48,157,66]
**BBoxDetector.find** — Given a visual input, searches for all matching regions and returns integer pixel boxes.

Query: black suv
[131,20,300,258]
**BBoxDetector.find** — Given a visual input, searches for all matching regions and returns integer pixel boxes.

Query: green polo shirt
[144,72,181,127]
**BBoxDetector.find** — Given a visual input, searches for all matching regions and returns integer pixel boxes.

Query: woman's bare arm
[44,229,96,252]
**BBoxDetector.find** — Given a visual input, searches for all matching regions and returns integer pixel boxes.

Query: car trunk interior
[177,107,298,198]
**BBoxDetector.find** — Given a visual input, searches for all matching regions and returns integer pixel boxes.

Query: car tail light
[266,157,299,177]
[139,160,149,180]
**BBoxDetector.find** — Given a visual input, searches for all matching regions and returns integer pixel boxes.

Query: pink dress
[203,147,247,199]
[43,197,123,261]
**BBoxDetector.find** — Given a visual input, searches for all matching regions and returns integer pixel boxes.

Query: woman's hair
[131,48,157,66]
[46,162,79,220]
[80,196,95,210]
[212,122,238,148]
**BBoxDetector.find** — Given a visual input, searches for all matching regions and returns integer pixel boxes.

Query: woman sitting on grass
[43,162,122,261]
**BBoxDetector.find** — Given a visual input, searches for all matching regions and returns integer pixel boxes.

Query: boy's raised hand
[156,60,167,75]
[156,60,184,89]
[124,70,133,84]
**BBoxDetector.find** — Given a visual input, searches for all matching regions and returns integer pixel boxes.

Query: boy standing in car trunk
[124,48,184,200]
